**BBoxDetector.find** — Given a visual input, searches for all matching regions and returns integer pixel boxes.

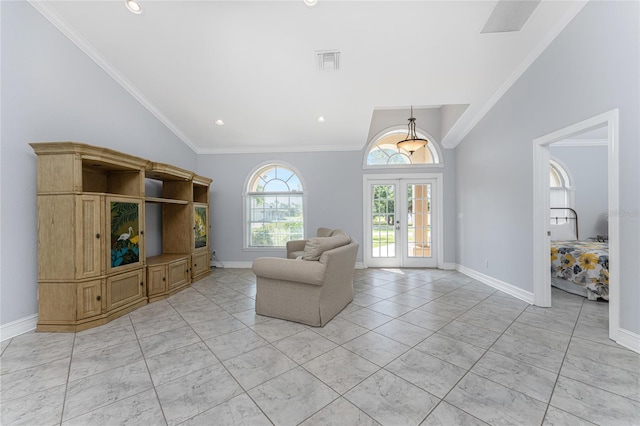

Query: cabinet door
[147,265,167,296]
[76,195,103,279]
[191,251,209,280]
[106,268,145,311]
[194,204,209,250]
[107,197,144,274]
[77,280,103,320]
[168,258,189,290]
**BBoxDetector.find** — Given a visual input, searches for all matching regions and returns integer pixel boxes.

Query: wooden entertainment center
[30,142,212,332]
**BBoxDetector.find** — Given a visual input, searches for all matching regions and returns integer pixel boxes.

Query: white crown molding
[456,264,535,305]
[550,139,608,147]
[198,144,362,155]
[28,1,200,154]
[441,1,588,149]
[1,314,38,342]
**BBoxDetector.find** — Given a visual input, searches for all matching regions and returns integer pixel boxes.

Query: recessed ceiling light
[317,116,326,123]
[304,0,318,7]
[214,119,225,126]
[125,0,142,15]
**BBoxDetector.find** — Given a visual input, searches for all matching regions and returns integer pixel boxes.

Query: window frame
[242,161,307,250]
[549,158,575,209]
[363,125,444,169]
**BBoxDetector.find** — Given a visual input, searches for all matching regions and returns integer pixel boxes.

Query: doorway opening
[532,109,619,342]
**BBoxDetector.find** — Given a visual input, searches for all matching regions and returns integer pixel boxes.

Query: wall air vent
[316,50,340,71]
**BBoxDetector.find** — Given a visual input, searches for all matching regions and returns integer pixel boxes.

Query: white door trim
[363,173,444,269]
[532,109,619,342]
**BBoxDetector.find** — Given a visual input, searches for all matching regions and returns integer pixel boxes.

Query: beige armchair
[252,230,359,327]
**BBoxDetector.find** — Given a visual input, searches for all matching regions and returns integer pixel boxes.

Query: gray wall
[198,151,364,263]
[456,1,639,333]
[197,145,457,266]
[550,145,608,239]
[1,2,197,325]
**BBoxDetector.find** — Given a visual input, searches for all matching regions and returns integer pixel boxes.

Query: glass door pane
[407,183,432,258]
[371,184,397,258]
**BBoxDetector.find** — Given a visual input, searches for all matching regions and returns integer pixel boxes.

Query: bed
[550,208,609,300]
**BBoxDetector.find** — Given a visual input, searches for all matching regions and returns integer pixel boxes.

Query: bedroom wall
[0,2,197,327]
[456,1,639,334]
[549,145,608,239]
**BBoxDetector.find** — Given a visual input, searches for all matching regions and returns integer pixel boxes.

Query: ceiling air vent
[316,50,340,71]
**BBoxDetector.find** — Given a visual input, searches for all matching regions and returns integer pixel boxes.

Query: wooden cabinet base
[146,254,191,303]
[191,251,211,281]
[36,298,147,332]
[148,281,190,304]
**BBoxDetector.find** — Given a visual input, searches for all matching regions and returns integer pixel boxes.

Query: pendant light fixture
[397,106,429,155]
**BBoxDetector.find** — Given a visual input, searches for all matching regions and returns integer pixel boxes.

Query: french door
[364,175,440,268]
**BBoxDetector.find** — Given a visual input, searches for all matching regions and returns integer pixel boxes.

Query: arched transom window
[245,164,305,248]
[550,159,573,209]
[366,131,440,166]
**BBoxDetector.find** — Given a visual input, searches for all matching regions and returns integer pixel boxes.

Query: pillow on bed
[550,222,576,241]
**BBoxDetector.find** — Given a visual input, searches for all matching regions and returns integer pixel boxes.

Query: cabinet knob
[194,264,197,267]
[96,295,101,301]
[140,230,144,235]
[96,233,100,239]
[140,282,144,286]
[162,277,166,282]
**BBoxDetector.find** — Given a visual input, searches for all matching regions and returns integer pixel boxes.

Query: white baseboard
[213,261,253,269]
[616,328,640,354]
[456,264,535,305]
[215,261,366,270]
[1,314,38,342]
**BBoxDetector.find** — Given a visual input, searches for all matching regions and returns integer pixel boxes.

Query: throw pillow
[302,233,351,261]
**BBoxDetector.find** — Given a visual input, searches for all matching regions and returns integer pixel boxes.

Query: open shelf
[145,196,189,205]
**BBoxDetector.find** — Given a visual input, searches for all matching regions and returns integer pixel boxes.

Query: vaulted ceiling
[32,0,587,153]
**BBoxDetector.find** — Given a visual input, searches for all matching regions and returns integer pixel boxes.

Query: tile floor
[2,268,639,426]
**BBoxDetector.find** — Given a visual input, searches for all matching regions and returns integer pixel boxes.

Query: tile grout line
[130,313,171,426]
[540,297,591,425]
[57,332,76,426]
[420,299,539,425]
[187,274,279,425]
[340,276,495,425]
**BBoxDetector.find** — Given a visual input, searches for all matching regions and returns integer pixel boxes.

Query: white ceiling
[32,0,587,154]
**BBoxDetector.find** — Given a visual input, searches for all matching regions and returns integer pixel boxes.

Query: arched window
[550,159,573,209]
[245,163,305,248]
[365,129,441,167]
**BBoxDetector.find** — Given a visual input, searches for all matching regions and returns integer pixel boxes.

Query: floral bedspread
[551,241,609,300]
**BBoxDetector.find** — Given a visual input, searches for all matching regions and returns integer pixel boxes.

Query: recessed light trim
[214,119,225,126]
[304,0,318,7]
[317,116,326,123]
[125,0,142,15]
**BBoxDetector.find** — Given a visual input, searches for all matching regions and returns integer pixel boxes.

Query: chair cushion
[302,233,351,261]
